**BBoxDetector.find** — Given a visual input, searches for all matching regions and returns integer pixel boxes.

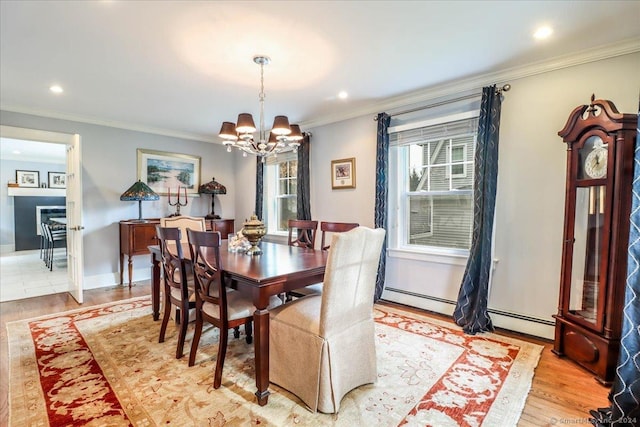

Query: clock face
[584,147,608,179]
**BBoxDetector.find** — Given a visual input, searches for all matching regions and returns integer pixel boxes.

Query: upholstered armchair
[269,226,386,413]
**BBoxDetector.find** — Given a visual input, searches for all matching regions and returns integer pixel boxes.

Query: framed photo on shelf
[48,172,66,188]
[16,170,39,188]
[331,158,356,189]
[137,149,201,196]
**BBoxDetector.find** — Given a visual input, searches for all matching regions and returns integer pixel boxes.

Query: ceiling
[0,137,66,164]
[1,1,639,144]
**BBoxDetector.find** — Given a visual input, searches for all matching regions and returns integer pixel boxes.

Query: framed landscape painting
[137,149,201,196]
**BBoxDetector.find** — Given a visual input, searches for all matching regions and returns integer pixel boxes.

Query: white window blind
[391,110,479,251]
[390,113,479,147]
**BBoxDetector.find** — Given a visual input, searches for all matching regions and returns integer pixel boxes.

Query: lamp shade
[271,115,291,136]
[199,177,226,219]
[219,121,238,141]
[120,180,159,222]
[288,124,303,141]
[236,113,256,134]
[198,177,227,195]
[119,180,159,201]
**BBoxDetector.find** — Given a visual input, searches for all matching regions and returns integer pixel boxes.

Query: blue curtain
[453,85,502,335]
[297,134,312,220]
[255,157,264,220]
[374,112,390,301]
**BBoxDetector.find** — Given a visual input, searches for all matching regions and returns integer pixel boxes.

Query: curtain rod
[374,84,511,120]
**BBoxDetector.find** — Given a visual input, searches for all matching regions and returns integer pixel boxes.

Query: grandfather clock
[552,96,636,385]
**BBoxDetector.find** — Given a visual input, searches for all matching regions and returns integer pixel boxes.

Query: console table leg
[119,253,124,285]
[127,255,133,288]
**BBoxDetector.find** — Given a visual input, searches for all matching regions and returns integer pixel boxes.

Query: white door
[0,125,83,302]
[66,135,84,303]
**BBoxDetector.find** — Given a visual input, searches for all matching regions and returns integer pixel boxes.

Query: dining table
[148,240,328,406]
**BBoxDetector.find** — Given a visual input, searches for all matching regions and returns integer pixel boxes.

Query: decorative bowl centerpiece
[241,214,266,255]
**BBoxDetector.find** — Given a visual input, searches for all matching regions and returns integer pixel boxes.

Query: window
[265,152,297,233]
[390,112,478,252]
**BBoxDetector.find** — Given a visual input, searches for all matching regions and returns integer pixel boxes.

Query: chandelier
[218,55,303,160]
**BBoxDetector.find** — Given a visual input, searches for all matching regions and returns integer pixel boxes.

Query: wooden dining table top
[154,240,328,285]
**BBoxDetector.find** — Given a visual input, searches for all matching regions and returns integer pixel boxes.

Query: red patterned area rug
[8,297,542,426]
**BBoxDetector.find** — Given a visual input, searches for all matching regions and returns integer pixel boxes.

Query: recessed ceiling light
[338,91,348,99]
[49,85,64,94]
[533,26,553,40]
[12,150,21,154]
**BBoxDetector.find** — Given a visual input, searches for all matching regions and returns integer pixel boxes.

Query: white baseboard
[1,244,16,254]
[381,288,554,340]
[83,268,151,290]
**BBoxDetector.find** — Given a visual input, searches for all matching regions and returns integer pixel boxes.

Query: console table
[119,219,160,287]
[119,218,235,287]
[205,218,235,237]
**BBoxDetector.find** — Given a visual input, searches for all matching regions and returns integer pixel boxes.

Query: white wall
[0,158,65,249]
[271,52,639,338]
[0,111,236,287]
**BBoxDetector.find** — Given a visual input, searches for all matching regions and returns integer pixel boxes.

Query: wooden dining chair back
[269,227,386,413]
[156,225,195,359]
[287,219,318,249]
[319,222,359,251]
[187,229,282,388]
[160,216,206,243]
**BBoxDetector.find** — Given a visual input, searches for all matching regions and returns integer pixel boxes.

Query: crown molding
[0,105,217,144]
[301,37,640,129]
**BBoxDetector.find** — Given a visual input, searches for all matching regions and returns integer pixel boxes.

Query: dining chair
[186,229,283,387]
[160,215,206,243]
[39,222,47,261]
[288,221,360,299]
[319,221,359,251]
[156,226,196,359]
[269,226,386,413]
[42,222,67,271]
[40,222,49,264]
[287,219,318,249]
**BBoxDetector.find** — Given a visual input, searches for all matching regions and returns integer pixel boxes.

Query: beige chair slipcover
[160,216,206,243]
[269,226,386,413]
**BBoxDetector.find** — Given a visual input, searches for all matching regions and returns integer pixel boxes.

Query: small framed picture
[16,170,39,188]
[331,158,356,189]
[48,172,66,188]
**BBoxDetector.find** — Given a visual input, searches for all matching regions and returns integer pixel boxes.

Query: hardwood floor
[1,284,610,426]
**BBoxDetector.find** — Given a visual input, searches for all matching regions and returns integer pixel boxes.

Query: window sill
[388,247,469,266]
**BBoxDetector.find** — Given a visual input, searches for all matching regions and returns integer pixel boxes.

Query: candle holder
[167,186,187,217]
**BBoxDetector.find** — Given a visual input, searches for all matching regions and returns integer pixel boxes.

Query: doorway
[0,126,84,303]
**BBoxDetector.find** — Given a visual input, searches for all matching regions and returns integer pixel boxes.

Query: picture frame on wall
[16,170,39,188]
[331,158,356,189]
[137,149,201,196]
[48,172,66,188]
